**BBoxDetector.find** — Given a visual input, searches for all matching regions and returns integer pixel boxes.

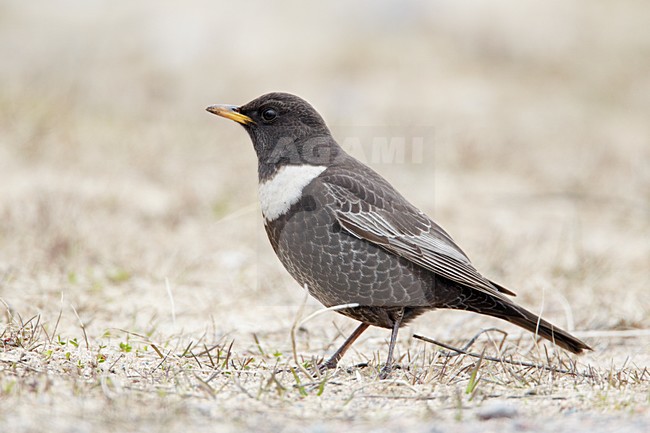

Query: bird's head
[207,93,340,179]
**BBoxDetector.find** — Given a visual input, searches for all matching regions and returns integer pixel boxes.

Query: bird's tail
[443,286,591,354]
[496,303,591,354]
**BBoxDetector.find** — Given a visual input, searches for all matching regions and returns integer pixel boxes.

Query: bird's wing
[322,174,515,298]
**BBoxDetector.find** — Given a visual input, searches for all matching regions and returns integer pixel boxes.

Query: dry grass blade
[413,333,595,378]
[290,287,360,377]
[69,303,89,350]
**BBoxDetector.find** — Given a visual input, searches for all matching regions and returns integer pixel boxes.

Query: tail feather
[498,305,591,354]
[441,284,591,354]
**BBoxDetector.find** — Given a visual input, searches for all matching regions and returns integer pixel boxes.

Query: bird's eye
[261,108,278,122]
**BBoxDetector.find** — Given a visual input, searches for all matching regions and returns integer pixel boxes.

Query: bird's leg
[379,308,404,379]
[320,322,370,371]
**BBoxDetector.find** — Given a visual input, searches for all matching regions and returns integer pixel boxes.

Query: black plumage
[207,93,591,377]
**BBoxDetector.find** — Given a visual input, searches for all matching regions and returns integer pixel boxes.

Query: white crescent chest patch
[258,165,327,221]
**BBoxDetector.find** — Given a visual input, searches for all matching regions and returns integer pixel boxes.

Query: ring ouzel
[206,92,591,378]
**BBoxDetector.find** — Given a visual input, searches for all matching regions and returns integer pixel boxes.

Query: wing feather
[325,176,515,298]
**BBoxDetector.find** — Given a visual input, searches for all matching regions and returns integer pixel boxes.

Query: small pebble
[476,402,519,420]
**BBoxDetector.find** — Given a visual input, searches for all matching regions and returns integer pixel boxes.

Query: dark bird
[206,92,591,378]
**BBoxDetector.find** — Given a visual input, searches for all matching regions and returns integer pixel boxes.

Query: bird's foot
[378,363,393,379]
[311,356,339,377]
[317,358,338,373]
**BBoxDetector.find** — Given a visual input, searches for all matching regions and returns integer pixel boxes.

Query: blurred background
[1,0,649,348]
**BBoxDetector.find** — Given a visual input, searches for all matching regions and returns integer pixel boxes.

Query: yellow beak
[206,104,254,125]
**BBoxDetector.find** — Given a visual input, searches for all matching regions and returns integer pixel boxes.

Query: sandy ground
[1,1,649,432]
